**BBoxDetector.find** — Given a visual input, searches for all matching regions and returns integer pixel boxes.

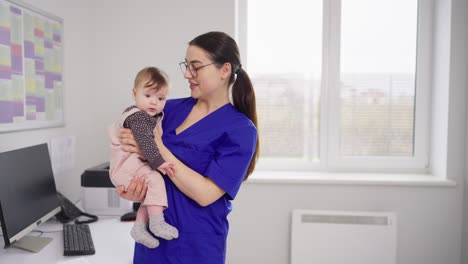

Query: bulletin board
[0,0,64,132]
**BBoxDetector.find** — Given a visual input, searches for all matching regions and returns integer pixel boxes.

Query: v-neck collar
[174,99,231,136]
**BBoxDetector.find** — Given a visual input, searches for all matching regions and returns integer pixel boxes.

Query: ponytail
[232,68,259,181]
[189,31,259,180]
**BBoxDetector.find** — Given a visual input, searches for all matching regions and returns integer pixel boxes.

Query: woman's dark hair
[189,31,259,180]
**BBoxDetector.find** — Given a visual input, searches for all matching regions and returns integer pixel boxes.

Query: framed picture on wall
[0,0,64,133]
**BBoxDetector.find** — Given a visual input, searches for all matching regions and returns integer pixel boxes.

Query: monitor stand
[12,235,53,253]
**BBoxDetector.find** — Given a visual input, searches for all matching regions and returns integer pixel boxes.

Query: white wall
[0,0,95,200]
[0,0,235,201]
[89,0,236,177]
[229,184,462,264]
[0,1,467,264]
[463,102,468,261]
[460,0,468,260]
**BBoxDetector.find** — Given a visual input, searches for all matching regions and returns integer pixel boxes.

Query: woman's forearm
[120,127,223,205]
[158,143,225,206]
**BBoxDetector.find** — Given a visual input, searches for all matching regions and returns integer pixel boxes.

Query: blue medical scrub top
[133,97,257,264]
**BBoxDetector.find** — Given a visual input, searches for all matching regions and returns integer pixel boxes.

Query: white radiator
[291,210,396,264]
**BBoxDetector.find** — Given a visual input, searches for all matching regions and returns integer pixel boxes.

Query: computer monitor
[0,143,61,252]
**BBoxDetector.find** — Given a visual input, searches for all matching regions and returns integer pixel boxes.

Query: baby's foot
[131,222,160,248]
[149,214,179,240]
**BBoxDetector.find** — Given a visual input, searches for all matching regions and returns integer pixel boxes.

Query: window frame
[236,0,432,173]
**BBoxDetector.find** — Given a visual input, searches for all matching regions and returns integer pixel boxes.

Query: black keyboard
[63,224,96,256]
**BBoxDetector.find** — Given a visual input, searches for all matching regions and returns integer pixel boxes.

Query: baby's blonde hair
[134,67,169,91]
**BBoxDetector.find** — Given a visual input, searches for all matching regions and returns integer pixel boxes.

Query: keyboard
[63,224,96,256]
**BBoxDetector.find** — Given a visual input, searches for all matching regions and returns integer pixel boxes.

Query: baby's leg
[141,169,179,240]
[148,205,179,240]
[130,206,159,248]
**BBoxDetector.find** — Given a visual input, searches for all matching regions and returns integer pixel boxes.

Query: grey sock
[131,222,160,248]
[149,214,179,240]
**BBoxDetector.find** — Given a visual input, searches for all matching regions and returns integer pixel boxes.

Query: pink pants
[108,124,167,207]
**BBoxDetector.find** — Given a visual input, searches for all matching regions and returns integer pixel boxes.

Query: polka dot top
[122,106,165,170]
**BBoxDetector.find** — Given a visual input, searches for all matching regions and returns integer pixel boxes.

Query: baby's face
[133,84,168,116]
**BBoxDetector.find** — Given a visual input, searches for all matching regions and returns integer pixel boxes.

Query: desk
[0,218,135,264]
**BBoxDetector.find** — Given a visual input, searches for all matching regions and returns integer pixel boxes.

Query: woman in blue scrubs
[117,31,259,264]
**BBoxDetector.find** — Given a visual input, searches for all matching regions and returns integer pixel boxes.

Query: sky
[247,0,418,75]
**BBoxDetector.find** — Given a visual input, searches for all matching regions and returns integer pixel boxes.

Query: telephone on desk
[55,192,98,224]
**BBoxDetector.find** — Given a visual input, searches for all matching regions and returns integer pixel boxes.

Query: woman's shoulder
[223,104,257,133]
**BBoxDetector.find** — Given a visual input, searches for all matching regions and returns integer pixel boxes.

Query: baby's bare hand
[158,162,175,177]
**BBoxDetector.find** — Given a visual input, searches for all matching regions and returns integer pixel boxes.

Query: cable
[32,229,62,234]
[95,215,121,219]
[31,230,44,237]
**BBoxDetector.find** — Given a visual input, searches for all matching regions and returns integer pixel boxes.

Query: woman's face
[183,45,227,100]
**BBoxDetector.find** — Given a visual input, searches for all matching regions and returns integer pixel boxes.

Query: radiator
[291,210,396,264]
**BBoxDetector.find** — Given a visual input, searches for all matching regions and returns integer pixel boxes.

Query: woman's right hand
[116,176,147,202]
[119,128,141,154]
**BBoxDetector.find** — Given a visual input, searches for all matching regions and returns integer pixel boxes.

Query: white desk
[0,218,135,264]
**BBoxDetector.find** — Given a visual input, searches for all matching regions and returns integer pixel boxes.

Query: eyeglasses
[179,61,216,77]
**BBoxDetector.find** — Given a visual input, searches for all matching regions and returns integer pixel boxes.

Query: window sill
[247,171,457,187]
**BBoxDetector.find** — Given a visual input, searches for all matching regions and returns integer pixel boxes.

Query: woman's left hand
[119,128,141,153]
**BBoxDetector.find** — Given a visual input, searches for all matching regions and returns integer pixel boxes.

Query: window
[237,0,431,172]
